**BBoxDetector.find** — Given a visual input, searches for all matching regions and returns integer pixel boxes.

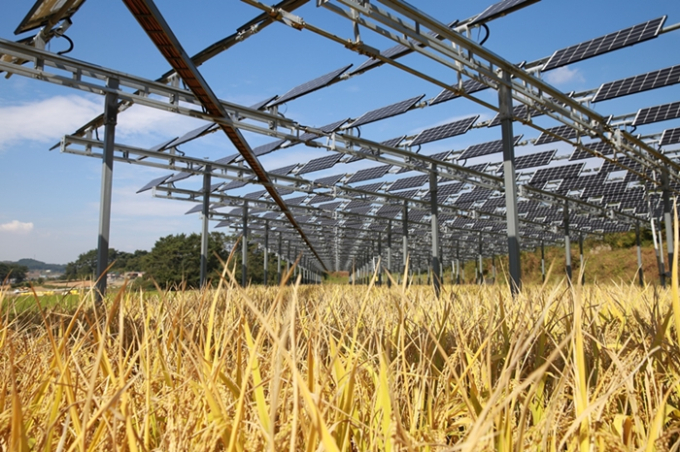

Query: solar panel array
[530,163,584,184]
[411,116,478,146]
[350,95,424,128]
[298,153,342,174]
[253,139,286,157]
[633,101,680,126]
[543,17,666,71]
[661,127,680,146]
[513,149,556,170]
[593,64,680,102]
[346,164,392,183]
[569,141,615,161]
[459,135,522,159]
[270,65,352,106]
[534,124,579,145]
[389,174,429,191]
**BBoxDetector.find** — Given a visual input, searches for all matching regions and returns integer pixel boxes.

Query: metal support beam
[541,240,546,283]
[636,221,644,287]
[430,165,441,297]
[377,232,382,286]
[564,201,572,283]
[95,78,119,304]
[242,201,248,287]
[662,169,674,278]
[199,166,211,288]
[387,220,392,288]
[263,220,269,285]
[277,231,282,284]
[403,199,409,279]
[651,216,665,287]
[456,240,461,284]
[478,232,483,285]
[578,234,585,285]
[498,70,522,294]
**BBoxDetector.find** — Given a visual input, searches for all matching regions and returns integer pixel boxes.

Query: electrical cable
[56,34,74,55]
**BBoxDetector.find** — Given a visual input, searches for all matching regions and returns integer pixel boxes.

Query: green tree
[0,263,28,283]
[142,232,231,288]
[62,248,141,280]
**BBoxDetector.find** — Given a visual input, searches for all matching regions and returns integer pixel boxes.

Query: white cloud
[0,95,101,150]
[544,66,584,86]
[0,220,34,233]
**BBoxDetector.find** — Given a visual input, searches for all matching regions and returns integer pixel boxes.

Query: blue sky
[1,0,680,264]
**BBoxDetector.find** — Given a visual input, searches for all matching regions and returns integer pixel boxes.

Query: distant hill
[2,259,65,273]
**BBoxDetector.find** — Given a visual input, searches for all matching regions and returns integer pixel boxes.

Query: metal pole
[478,232,483,285]
[242,201,248,287]
[651,217,665,287]
[352,257,356,285]
[430,165,441,297]
[636,221,644,287]
[498,70,522,294]
[658,229,666,287]
[199,167,211,289]
[263,220,269,286]
[277,231,282,284]
[456,240,461,284]
[578,234,585,285]
[387,220,392,288]
[662,169,674,278]
[541,240,546,283]
[403,200,409,279]
[287,240,291,282]
[95,77,119,304]
[564,201,572,283]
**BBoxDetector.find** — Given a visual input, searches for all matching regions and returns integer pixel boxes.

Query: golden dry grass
[2,265,680,451]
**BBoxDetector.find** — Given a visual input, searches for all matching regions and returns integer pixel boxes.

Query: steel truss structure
[2,0,680,295]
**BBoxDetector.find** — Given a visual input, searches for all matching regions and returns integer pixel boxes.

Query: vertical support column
[456,240,461,284]
[578,233,585,285]
[263,220,269,286]
[430,165,441,297]
[277,231,282,284]
[95,77,119,304]
[541,239,546,283]
[352,257,356,285]
[377,232,382,286]
[491,255,497,283]
[652,216,666,287]
[662,169,674,278]
[387,220,392,288]
[403,200,409,279]
[286,240,291,282]
[241,201,249,287]
[498,70,522,294]
[477,232,483,285]
[636,221,644,287]
[564,201,572,283]
[199,167,211,289]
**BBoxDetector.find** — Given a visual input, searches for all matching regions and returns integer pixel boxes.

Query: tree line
[63,232,283,289]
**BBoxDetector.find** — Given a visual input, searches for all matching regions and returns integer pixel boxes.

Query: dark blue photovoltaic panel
[314,174,345,186]
[222,178,252,190]
[149,137,178,153]
[350,95,425,128]
[569,141,615,161]
[593,65,680,102]
[661,127,680,146]
[534,125,578,145]
[469,0,540,25]
[137,174,173,193]
[430,78,489,106]
[513,149,555,170]
[214,153,239,165]
[298,118,349,141]
[633,101,680,126]
[270,65,352,106]
[459,135,522,159]
[298,153,342,174]
[250,95,278,111]
[389,174,429,191]
[168,123,216,148]
[269,164,298,176]
[411,116,478,146]
[529,163,584,184]
[346,164,392,184]
[166,171,196,184]
[348,136,405,163]
[185,204,205,215]
[543,17,666,71]
[253,139,286,157]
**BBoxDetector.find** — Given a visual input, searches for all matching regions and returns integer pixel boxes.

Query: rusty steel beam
[122,0,328,271]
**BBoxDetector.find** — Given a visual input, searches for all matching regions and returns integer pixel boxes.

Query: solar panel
[489,103,544,127]
[569,141,615,160]
[222,179,251,190]
[558,173,605,191]
[583,181,627,199]
[214,153,239,165]
[166,171,194,184]
[346,200,372,210]
[168,123,216,148]
[393,189,420,199]
[309,194,335,204]
[349,136,405,163]
[347,164,392,183]
[354,182,383,193]
[284,195,307,205]
[270,65,352,107]
[469,0,540,26]
[350,43,412,75]
[593,65,680,102]
[411,116,478,146]
[314,174,345,186]
[298,153,342,174]
[534,124,579,145]
[210,182,223,192]
[438,182,465,197]
[389,174,428,191]
[149,136,179,152]
[530,163,584,184]
[298,118,349,141]
[633,101,680,126]
[543,17,666,71]
[514,149,555,170]
[350,95,425,128]
[185,204,205,215]
[319,201,342,211]
[253,139,286,157]
[137,174,173,193]
[15,0,88,34]
[245,190,267,199]
[269,164,298,176]
[250,95,278,111]
[376,205,402,217]
[600,156,643,173]
[459,135,522,159]
[661,127,680,146]
[456,187,494,204]
[481,197,507,211]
